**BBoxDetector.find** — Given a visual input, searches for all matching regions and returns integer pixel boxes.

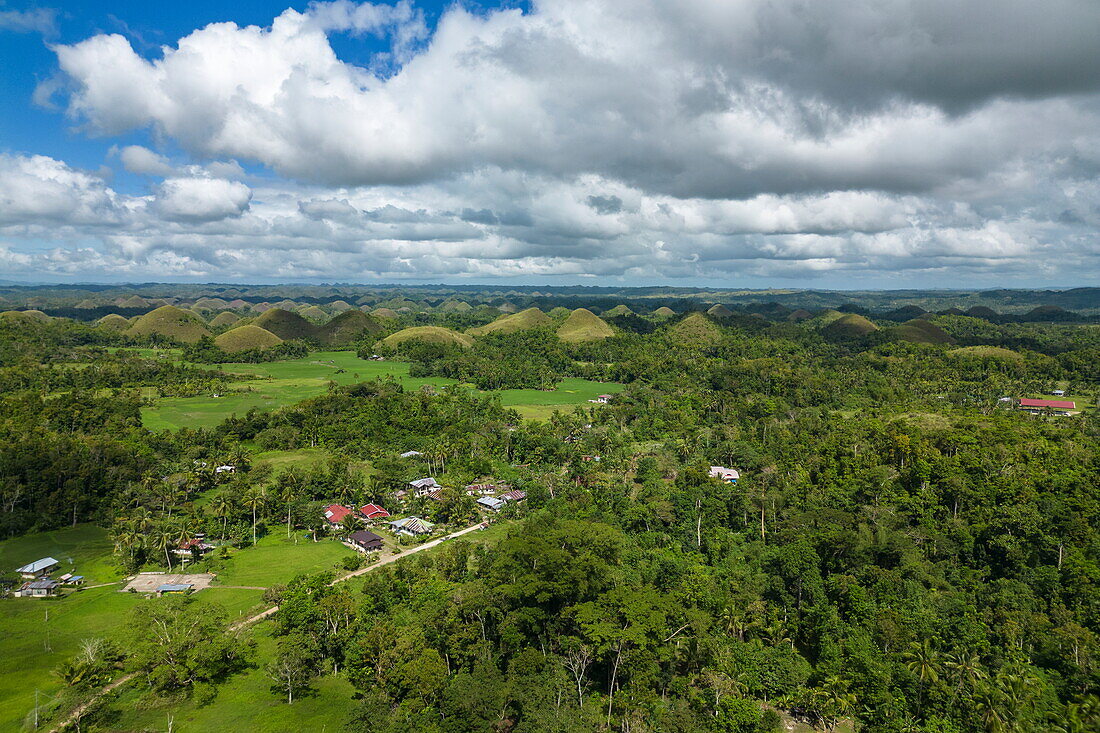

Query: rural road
[49,521,489,732]
[231,520,487,629]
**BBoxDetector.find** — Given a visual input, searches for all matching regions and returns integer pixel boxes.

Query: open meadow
[141,351,622,429]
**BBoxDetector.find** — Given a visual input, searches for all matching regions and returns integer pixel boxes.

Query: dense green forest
[1,289,1099,732]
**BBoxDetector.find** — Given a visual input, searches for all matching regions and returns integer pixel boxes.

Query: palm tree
[112,521,144,566]
[147,524,174,571]
[903,639,942,708]
[244,486,267,546]
[945,649,986,702]
[209,493,233,541]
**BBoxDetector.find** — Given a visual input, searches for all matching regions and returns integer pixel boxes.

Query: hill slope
[315,310,383,346]
[469,307,552,336]
[214,325,283,352]
[667,312,723,347]
[382,326,474,349]
[557,308,615,342]
[254,309,317,340]
[126,305,210,343]
[821,313,879,340]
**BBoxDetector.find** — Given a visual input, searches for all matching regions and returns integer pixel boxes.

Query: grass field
[107,625,356,732]
[141,351,623,430]
[210,532,357,588]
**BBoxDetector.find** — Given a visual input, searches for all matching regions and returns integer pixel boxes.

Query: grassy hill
[96,313,131,331]
[254,308,317,340]
[214,325,283,352]
[557,308,615,342]
[440,299,473,312]
[328,300,354,313]
[667,312,723,347]
[210,311,241,328]
[965,306,999,319]
[382,326,474,348]
[603,304,635,317]
[884,319,955,345]
[315,310,383,346]
[787,308,813,321]
[653,306,676,318]
[469,307,552,336]
[371,307,399,319]
[126,305,211,343]
[821,313,879,339]
[298,304,329,323]
[706,304,733,318]
[948,345,1025,361]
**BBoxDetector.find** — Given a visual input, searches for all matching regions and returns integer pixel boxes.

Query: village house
[57,573,85,586]
[466,483,502,496]
[409,477,441,497]
[709,466,740,483]
[323,504,355,529]
[499,489,527,503]
[390,516,435,537]
[477,496,506,512]
[16,557,59,579]
[1018,398,1076,415]
[399,450,423,458]
[359,503,390,520]
[595,394,613,403]
[215,464,235,474]
[347,530,384,553]
[16,579,61,597]
[173,538,215,560]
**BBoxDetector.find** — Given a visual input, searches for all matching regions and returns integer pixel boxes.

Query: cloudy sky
[1,0,1098,286]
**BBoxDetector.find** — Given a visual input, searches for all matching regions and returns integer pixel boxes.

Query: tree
[244,485,267,546]
[266,634,319,704]
[128,597,244,693]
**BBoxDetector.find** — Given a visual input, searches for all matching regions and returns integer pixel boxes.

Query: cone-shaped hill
[440,299,473,313]
[706,304,733,318]
[1,310,51,324]
[254,308,317,340]
[653,306,676,318]
[96,313,131,331]
[214,325,283,352]
[821,313,879,340]
[382,326,473,349]
[469,307,552,336]
[948,346,1024,361]
[210,311,241,328]
[315,310,383,346]
[126,305,210,343]
[298,305,329,323]
[667,312,723,347]
[883,319,955,345]
[328,300,354,313]
[603,304,635,317]
[371,308,399,319]
[557,308,615,342]
[964,306,999,320]
[787,309,813,322]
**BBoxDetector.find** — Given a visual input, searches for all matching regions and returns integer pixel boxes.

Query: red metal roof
[324,504,353,524]
[359,503,390,519]
[1019,398,1075,410]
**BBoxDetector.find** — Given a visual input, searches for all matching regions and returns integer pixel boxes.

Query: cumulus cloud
[153,177,252,222]
[118,145,174,176]
[0,0,1096,284]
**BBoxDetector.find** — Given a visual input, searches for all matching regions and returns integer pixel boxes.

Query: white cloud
[1,1,1096,285]
[0,7,57,35]
[118,145,174,176]
[153,177,252,222]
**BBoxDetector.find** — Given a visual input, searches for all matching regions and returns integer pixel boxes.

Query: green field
[108,625,356,732]
[0,525,357,730]
[141,351,623,429]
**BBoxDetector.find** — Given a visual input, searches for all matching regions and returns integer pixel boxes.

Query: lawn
[141,351,624,430]
[107,625,356,732]
[209,532,358,588]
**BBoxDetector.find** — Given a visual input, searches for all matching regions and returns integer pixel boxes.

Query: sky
[0,0,1098,287]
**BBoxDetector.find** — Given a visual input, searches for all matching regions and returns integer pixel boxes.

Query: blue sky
[0,0,1098,286]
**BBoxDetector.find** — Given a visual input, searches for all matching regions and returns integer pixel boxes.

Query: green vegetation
[214,325,284,353]
[5,285,1100,733]
[556,307,615,342]
[254,309,316,341]
[210,311,241,328]
[126,305,211,343]
[652,305,676,317]
[95,313,130,331]
[706,303,733,317]
[381,325,473,348]
[467,306,551,335]
[313,309,382,346]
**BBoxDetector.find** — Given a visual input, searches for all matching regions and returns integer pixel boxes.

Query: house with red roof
[499,489,527,502]
[323,504,354,528]
[1018,398,1076,415]
[359,503,390,520]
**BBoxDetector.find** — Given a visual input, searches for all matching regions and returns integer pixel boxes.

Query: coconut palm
[903,639,942,709]
[945,649,986,702]
[146,524,174,571]
[209,493,233,541]
[244,486,267,546]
